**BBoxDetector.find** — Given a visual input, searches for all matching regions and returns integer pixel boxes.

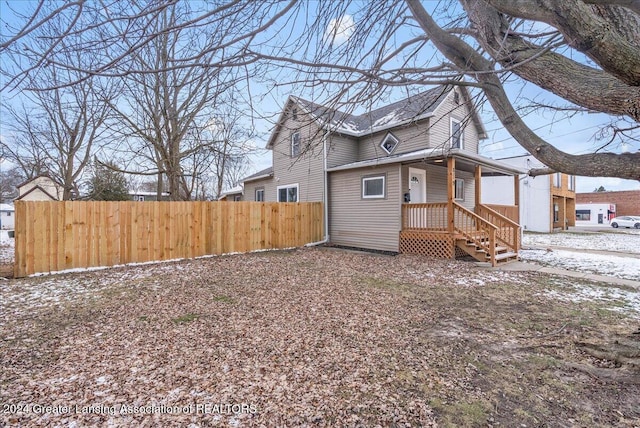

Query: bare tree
[2,1,639,179]
[2,74,115,199]
[104,2,250,200]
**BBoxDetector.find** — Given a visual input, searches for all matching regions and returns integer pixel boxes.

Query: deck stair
[456,237,518,265]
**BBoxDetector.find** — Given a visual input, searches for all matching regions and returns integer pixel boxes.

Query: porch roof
[326,148,526,176]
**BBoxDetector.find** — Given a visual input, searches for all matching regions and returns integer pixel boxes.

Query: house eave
[326,148,526,175]
[243,173,274,183]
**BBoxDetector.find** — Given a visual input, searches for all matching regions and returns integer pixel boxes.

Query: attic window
[453,91,460,105]
[292,108,298,120]
[380,133,399,154]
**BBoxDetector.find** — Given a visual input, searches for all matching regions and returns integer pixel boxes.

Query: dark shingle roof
[242,166,273,182]
[294,85,451,135]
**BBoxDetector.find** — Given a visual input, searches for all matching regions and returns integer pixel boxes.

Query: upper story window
[453,91,460,105]
[450,118,464,149]
[554,172,561,188]
[380,133,399,154]
[362,175,385,199]
[277,184,298,202]
[292,108,298,121]
[568,175,575,191]
[291,132,301,157]
[255,188,265,202]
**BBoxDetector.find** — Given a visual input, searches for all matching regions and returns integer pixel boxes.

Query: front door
[408,168,427,203]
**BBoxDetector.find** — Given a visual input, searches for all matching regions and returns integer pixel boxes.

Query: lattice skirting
[399,231,456,259]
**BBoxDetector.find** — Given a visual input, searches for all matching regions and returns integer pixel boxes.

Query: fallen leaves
[0,247,638,427]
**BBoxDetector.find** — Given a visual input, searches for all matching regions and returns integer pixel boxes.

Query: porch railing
[484,204,519,223]
[401,202,500,265]
[453,202,497,265]
[476,204,521,252]
[401,203,448,230]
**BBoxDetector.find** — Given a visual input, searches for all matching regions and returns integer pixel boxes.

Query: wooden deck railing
[476,204,521,252]
[402,202,500,265]
[453,202,497,265]
[484,204,519,223]
[401,203,448,230]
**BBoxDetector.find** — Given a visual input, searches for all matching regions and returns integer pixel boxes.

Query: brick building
[576,190,640,216]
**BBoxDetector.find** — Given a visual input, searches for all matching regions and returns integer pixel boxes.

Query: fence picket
[13,201,323,277]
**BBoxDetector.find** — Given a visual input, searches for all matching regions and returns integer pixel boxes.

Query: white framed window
[292,108,298,121]
[450,118,464,149]
[291,132,301,157]
[135,195,145,202]
[554,172,561,188]
[380,132,399,154]
[233,195,242,202]
[568,175,575,191]
[362,175,385,199]
[454,178,464,200]
[255,188,265,202]
[277,184,299,202]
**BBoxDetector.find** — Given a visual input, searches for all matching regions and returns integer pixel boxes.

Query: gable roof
[15,184,60,201]
[266,85,486,148]
[241,166,274,183]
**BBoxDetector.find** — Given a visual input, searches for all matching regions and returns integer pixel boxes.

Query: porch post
[447,157,455,234]
[514,175,520,207]
[475,165,482,212]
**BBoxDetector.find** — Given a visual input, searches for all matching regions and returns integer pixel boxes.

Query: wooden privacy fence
[14,201,323,277]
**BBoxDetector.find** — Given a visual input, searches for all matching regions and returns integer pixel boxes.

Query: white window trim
[554,172,561,188]
[380,132,399,155]
[291,132,301,157]
[450,118,464,150]
[255,188,265,202]
[362,176,385,199]
[277,183,299,202]
[454,178,465,201]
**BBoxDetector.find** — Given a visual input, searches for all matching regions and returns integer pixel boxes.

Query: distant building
[16,175,63,201]
[575,203,616,226]
[128,191,171,201]
[482,154,576,232]
[0,203,14,229]
[218,185,243,201]
[576,190,640,217]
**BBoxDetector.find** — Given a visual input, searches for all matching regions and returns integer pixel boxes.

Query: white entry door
[408,168,427,203]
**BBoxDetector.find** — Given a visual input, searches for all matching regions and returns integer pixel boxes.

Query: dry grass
[1,247,639,427]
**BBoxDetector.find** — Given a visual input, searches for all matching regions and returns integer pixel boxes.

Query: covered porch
[399,154,522,266]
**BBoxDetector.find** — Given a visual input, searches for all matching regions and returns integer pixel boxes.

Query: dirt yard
[1,248,639,427]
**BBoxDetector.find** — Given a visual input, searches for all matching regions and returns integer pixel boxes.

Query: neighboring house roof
[0,204,15,212]
[16,174,61,189]
[15,185,60,201]
[327,147,525,176]
[128,191,171,197]
[241,167,274,183]
[218,184,244,200]
[267,85,486,148]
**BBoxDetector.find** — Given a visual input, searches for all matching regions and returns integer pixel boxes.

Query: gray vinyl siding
[327,134,358,168]
[400,164,475,209]
[429,90,480,153]
[329,164,401,252]
[243,177,276,202]
[271,111,325,202]
[357,119,431,161]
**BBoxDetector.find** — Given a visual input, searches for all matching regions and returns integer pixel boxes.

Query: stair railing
[453,202,497,265]
[476,204,521,252]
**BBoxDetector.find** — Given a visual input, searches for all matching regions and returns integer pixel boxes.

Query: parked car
[611,216,640,229]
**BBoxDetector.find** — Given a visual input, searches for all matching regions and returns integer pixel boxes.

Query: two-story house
[241,85,523,265]
[482,154,576,232]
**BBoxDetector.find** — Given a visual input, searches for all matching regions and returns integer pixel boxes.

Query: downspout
[305,129,330,246]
